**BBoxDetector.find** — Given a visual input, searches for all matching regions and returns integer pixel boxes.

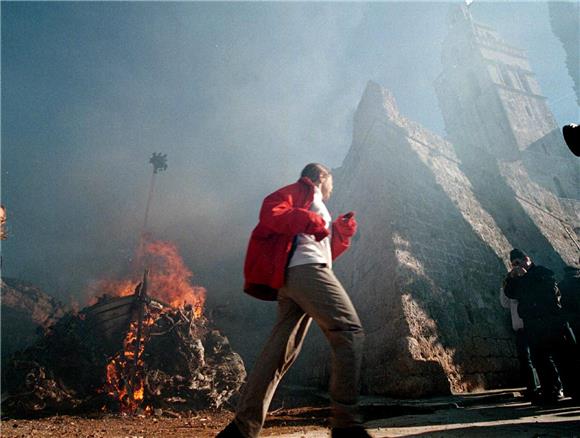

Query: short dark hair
[509,248,527,262]
[300,163,330,184]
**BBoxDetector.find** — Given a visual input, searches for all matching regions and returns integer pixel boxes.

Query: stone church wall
[288,80,578,397]
[285,5,578,397]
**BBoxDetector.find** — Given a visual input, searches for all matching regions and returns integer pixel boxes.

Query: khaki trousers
[235,263,365,438]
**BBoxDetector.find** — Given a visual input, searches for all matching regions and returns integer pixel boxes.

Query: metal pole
[142,172,157,234]
[138,153,167,263]
[134,269,149,368]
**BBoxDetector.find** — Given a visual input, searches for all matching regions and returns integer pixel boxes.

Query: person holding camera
[504,249,580,404]
[499,284,542,400]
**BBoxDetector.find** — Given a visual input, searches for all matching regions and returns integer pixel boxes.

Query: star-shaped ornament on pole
[142,153,168,236]
[149,152,168,174]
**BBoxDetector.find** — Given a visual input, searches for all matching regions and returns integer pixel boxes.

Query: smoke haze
[2,1,577,320]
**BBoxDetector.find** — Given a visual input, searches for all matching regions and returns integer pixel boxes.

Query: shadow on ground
[265,404,436,429]
[398,419,580,437]
[266,388,580,433]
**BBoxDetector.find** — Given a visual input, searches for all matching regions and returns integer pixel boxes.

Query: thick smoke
[2,2,577,367]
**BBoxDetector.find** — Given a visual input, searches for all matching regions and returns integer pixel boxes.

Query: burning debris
[3,287,246,417]
[3,155,245,418]
[2,241,246,418]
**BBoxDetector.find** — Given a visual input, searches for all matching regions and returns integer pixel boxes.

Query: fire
[94,238,206,413]
[140,240,206,316]
[105,317,155,413]
[87,279,136,306]
[89,239,206,316]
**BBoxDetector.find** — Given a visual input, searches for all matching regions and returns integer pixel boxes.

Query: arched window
[518,72,532,93]
[499,65,513,88]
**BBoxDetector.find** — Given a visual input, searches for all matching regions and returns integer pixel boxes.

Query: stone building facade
[291,5,579,397]
[549,2,580,107]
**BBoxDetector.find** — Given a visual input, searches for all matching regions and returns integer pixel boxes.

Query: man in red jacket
[218,163,370,438]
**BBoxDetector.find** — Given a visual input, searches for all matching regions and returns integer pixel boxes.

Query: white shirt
[288,186,332,269]
[499,287,524,331]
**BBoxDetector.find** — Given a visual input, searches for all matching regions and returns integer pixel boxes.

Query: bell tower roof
[446,3,474,30]
[435,4,557,157]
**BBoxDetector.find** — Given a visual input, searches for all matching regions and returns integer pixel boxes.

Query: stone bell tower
[435,4,558,159]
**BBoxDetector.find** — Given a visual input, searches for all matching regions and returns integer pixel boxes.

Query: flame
[89,239,206,316]
[94,238,206,413]
[134,385,144,401]
[88,279,136,306]
[141,240,206,316]
[105,317,155,413]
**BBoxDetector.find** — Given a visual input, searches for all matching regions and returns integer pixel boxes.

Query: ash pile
[2,279,246,417]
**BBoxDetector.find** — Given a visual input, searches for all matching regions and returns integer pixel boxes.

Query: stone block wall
[285,6,579,397]
[290,81,577,397]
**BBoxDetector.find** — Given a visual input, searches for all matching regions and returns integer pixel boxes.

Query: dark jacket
[504,264,562,323]
[559,266,580,328]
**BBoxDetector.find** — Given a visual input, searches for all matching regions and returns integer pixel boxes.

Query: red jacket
[244,177,357,300]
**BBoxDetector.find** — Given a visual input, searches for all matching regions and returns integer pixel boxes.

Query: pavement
[263,388,580,437]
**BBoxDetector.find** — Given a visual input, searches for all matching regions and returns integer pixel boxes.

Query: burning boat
[2,241,246,417]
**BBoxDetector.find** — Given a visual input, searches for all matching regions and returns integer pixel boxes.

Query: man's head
[509,248,532,269]
[301,163,333,200]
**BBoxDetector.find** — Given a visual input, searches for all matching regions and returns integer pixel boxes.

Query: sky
[1,1,578,305]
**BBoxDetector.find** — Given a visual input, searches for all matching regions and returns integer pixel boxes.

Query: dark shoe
[523,389,540,402]
[331,426,373,438]
[531,390,563,407]
[216,421,244,438]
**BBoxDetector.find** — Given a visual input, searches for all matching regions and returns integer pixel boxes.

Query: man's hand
[509,266,527,277]
[305,214,329,241]
[313,229,330,241]
[335,212,357,237]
